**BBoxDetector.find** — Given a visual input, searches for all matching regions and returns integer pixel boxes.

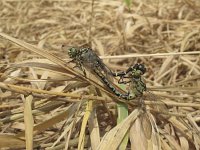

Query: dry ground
[0,0,200,149]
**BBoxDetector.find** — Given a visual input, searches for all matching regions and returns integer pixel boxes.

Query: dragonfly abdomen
[93,69,130,100]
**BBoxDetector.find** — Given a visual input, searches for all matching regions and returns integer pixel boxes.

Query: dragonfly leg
[118,77,124,84]
[72,62,87,76]
[80,65,86,76]
[67,54,87,76]
[118,76,131,84]
[67,59,76,64]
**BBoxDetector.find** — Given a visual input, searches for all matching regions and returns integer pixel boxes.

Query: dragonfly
[112,63,168,109]
[65,46,145,100]
[112,64,169,139]
[112,63,147,97]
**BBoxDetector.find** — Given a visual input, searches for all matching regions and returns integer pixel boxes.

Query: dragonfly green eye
[68,47,78,58]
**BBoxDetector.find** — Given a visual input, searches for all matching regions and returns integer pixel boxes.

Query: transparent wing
[144,90,169,115]
[140,112,152,139]
[89,50,113,81]
[80,47,113,81]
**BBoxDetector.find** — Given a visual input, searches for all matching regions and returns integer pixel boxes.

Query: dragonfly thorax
[130,69,144,79]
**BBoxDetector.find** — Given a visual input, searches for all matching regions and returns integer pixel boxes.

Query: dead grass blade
[0,81,111,102]
[100,51,200,59]
[22,95,33,150]
[97,109,140,150]
[1,0,200,148]
[88,108,100,150]
[0,32,78,76]
[0,32,131,104]
[78,100,93,150]
[169,117,200,144]
[0,135,25,149]
[16,103,81,138]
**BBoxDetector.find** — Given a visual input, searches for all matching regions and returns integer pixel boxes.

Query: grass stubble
[0,0,200,149]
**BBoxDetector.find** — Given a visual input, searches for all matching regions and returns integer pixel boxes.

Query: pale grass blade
[78,100,93,150]
[22,95,33,150]
[97,109,140,150]
[88,108,100,150]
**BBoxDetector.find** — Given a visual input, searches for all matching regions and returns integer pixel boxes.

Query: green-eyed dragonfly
[112,64,169,139]
[64,46,146,100]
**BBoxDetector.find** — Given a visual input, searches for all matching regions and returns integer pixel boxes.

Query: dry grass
[0,0,200,149]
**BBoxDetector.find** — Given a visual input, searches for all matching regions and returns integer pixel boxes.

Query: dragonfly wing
[130,117,148,150]
[140,112,152,139]
[145,91,169,115]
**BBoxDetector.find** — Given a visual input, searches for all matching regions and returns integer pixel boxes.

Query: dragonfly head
[68,47,79,58]
[129,63,146,78]
[134,63,146,75]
